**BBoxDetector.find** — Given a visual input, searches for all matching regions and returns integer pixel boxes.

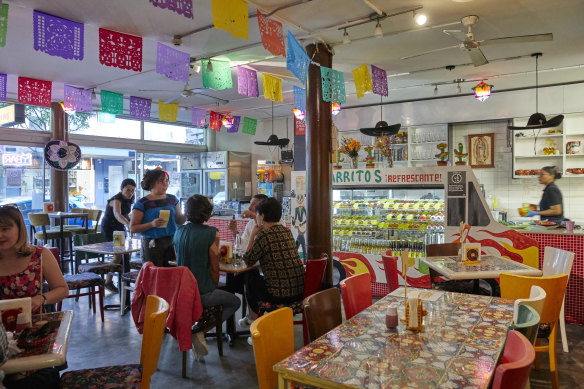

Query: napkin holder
[405,297,425,332]
[462,243,481,264]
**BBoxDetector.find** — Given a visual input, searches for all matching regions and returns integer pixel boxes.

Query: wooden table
[2,311,74,374]
[48,212,88,265]
[274,288,515,389]
[219,259,255,343]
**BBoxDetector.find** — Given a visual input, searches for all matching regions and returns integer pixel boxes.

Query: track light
[414,11,427,26]
[207,59,213,72]
[342,28,351,44]
[434,85,438,96]
[374,20,383,38]
[457,82,462,94]
[90,88,96,100]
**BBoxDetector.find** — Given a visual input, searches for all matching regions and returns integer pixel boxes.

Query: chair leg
[57,302,62,311]
[120,281,127,316]
[549,325,559,389]
[98,286,104,322]
[216,310,223,357]
[75,288,81,302]
[90,286,96,314]
[534,338,542,369]
[182,350,187,378]
[559,301,568,353]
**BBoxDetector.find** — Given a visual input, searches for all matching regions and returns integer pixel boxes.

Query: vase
[351,156,358,169]
[437,160,448,166]
[366,163,375,169]
[333,165,342,170]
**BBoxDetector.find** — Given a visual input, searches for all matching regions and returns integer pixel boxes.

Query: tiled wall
[452,120,584,223]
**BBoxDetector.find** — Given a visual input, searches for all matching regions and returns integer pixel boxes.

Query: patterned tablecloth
[421,255,542,280]
[274,288,514,389]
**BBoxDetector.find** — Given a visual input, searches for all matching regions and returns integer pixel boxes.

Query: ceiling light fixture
[413,11,427,26]
[342,28,351,44]
[90,88,97,100]
[292,108,305,120]
[472,81,493,102]
[374,20,383,38]
[434,85,438,96]
[331,103,341,116]
[193,63,201,73]
[206,59,213,72]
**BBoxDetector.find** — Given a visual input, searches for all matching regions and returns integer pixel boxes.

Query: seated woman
[173,195,241,357]
[242,197,305,321]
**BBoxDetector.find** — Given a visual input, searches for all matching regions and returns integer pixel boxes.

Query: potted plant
[363,146,375,168]
[375,135,393,168]
[334,150,344,170]
[454,143,468,165]
[435,143,449,166]
[338,137,361,169]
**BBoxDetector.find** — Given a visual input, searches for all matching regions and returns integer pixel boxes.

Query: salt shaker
[385,303,399,329]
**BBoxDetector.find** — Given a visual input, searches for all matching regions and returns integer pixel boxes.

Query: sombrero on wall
[44,140,81,170]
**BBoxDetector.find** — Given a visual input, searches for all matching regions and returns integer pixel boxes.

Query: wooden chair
[87,209,103,233]
[250,308,295,389]
[303,288,342,342]
[60,295,169,389]
[491,330,535,389]
[28,213,74,272]
[510,304,541,345]
[381,255,400,293]
[339,272,372,320]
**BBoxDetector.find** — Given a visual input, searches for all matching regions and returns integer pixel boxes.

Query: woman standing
[527,166,564,223]
[130,169,186,267]
[100,178,136,292]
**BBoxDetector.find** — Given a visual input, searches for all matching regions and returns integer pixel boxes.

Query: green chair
[28,213,74,272]
[63,208,90,234]
[509,304,540,345]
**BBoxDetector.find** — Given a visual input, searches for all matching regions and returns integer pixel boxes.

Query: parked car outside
[0,196,86,227]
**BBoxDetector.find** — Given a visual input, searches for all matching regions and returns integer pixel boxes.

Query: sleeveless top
[101,192,133,232]
[0,246,43,301]
[133,194,179,239]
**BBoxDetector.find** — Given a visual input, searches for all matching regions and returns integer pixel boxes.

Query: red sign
[384,173,442,184]
[294,117,306,136]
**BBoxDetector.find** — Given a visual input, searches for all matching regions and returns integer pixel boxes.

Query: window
[144,121,205,145]
[67,113,141,139]
[0,103,51,131]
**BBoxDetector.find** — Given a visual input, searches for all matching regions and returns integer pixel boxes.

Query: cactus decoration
[335,150,344,167]
[454,142,468,163]
[435,143,448,162]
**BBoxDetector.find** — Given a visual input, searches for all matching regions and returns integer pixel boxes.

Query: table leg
[278,374,286,389]
[224,272,250,343]
[105,253,131,312]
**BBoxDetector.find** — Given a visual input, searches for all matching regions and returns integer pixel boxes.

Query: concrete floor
[60,289,584,389]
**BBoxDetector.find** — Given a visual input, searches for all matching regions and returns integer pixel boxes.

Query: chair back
[28,213,50,227]
[426,242,461,257]
[303,288,342,342]
[74,233,106,261]
[140,295,169,389]
[303,258,327,298]
[513,285,546,323]
[87,209,103,233]
[491,330,535,389]
[381,255,400,293]
[70,208,89,214]
[500,273,568,325]
[509,304,540,344]
[339,272,372,319]
[542,246,574,277]
[250,307,294,389]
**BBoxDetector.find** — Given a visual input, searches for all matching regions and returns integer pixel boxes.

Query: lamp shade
[472,82,493,102]
[332,102,341,116]
[221,114,235,128]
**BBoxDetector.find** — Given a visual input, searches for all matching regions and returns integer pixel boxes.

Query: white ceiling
[1,0,584,122]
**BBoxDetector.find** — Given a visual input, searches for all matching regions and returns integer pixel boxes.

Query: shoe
[247,336,253,346]
[238,316,254,328]
[191,332,208,356]
[104,281,119,294]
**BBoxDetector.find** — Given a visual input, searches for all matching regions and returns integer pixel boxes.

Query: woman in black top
[527,166,564,223]
[100,178,136,292]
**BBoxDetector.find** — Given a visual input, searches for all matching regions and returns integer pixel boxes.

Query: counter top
[517,226,584,235]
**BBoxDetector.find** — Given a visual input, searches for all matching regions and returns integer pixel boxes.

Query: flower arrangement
[435,143,448,165]
[454,142,468,165]
[375,135,393,168]
[338,138,361,168]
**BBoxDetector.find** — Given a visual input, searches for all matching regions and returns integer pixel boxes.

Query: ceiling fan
[138,82,229,105]
[400,15,553,67]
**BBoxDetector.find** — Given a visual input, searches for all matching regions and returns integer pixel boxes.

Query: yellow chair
[60,295,169,389]
[250,307,295,389]
[500,273,569,389]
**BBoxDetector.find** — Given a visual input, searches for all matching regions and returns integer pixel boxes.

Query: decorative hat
[508,112,564,130]
[44,140,81,170]
[360,120,401,136]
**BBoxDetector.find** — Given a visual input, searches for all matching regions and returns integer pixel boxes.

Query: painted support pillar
[50,102,68,212]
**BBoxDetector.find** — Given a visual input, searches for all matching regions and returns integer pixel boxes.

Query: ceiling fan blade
[480,33,553,46]
[164,96,181,104]
[138,89,180,92]
[400,44,461,60]
[468,47,489,67]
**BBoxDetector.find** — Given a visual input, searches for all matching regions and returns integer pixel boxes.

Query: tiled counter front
[206,217,292,243]
[523,232,584,324]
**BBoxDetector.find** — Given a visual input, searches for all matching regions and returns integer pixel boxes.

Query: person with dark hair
[173,195,241,357]
[131,169,186,267]
[100,178,136,292]
[228,193,268,249]
[526,166,564,223]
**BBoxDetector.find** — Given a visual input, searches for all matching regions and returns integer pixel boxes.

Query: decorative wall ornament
[468,133,495,168]
[293,86,306,112]
[0,4,8,48]
[44,140,81,170]
[156,42,190,83]
[129,96,151,120]
[352,64,372,98]
[149,0,193,19]
[99,28,142,72]
[0,73,6,101]
[211,0,248,40]
[257,11,285,57]
[237,66,259,97]
[158,100,178,122]
[33,10,84,60]
[371,65,388,97]
[209,111,224,131]
[64,85,92,112]
[202,58,233,90]
[191,107,206,127]
[227,115,241,133]
[262,73,282,102]
[241,117,257,135]
[18,77,52,107]
[320,66,346,104]
[286,31,310,84]
[100,90,124,115]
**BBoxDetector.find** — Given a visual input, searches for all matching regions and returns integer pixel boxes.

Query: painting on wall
[468,133,494,168]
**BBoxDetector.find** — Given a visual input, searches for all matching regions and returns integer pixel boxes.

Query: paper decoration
[352,64,372,99]
[191,107,206,127]
[202,59,233,90]
[320,66,346,104]
[257,11,285,57]
[0,73,6,101]
[0,4,8,48]
[286,31,310,84]
[100,90,124,115]
[227,115,241,133]
[64,85,92,112]
[241,117,257,135]
[18,77,52,107]
[156,42,190,83]
[129,96,151,120]
[158,100,178,122]
[263,73,282,102]
[33,10,84,60]
[211,0,248,40]
[99,28,142,72]
[237,66,259,97]
[371,65,388,97]
[149,0,193,19]
[293,86,306,112]
[294,117,306,136]
[44,140,81,170]
[209,111,224,131]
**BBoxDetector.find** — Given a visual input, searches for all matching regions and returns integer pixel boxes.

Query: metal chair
[87,209,103,233]
[303,288,342,342]
[339,272,372,320]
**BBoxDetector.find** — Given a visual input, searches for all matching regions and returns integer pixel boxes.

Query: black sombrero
[508,112,564,130]
[254,134,290,148]
[360,120,401,136]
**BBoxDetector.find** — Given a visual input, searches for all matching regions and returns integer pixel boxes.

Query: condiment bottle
[385,303,398,329]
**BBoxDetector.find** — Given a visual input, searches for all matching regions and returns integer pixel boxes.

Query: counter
[206,216,292,243]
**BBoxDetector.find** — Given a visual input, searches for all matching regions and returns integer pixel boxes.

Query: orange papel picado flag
[158,101,178,122]
[263,73,283,102]
[352,64,372,98]
[211,0,249,40]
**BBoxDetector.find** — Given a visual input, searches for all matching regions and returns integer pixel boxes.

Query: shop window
[144,121,204,144]
[67,113,141,139]
[0,103,51,131]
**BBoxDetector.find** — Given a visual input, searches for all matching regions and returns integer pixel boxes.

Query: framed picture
[468,133,495,168]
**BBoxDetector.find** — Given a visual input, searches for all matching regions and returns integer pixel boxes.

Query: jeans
[200,288,241,323]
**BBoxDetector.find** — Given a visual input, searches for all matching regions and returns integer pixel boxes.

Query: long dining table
[274,287,515,389]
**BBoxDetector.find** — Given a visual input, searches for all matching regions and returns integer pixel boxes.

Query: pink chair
[491,330,535,389]
[381,255,400,293]
[339,273,372,319]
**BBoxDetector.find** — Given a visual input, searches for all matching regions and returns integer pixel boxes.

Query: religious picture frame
[468,133,494,168]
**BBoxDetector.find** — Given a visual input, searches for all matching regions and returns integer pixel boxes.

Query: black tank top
[102,192,133,232]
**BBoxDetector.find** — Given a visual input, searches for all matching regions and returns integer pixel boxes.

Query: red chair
[339,273,372,320]
[491,330,535,389]
[295,258,327,345]
[381,255,400,293]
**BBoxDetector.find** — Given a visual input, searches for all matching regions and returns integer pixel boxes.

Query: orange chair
[339,272,372,319]
[500,273,569,389]
[381,255,400,293]
[491,330,536,389]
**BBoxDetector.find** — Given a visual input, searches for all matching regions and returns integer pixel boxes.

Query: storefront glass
[68,113,141,139]
[0,103,51,131]
[144,121,205,145]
